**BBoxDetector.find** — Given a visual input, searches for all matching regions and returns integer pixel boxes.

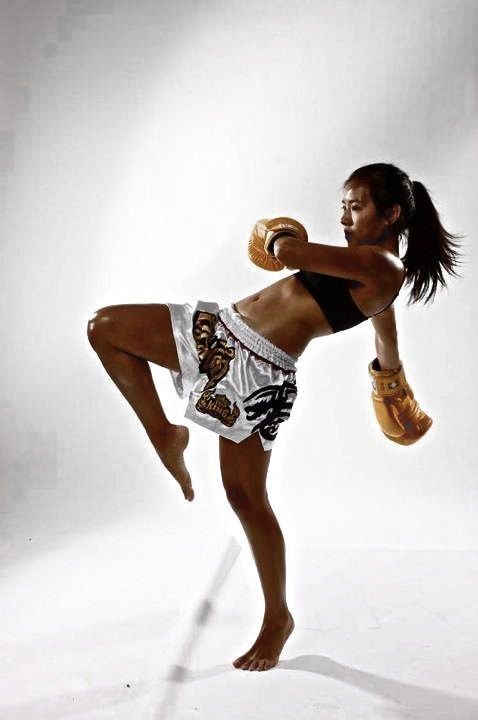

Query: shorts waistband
[217,304,297,372]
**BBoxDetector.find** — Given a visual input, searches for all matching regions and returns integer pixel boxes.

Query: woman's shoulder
[360,247,405,314]
[371,245,404,269]
[369,246,405,282]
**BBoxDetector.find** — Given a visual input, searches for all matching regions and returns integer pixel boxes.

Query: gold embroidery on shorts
[195,390,240,427]
[192,310,239,426]
[193,311,218,363]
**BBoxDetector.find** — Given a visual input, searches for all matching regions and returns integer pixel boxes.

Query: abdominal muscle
[232,274,335,359]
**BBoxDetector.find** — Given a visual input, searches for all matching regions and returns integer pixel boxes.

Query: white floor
[1,517,477,720]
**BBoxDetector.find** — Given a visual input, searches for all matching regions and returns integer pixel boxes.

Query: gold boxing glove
[248,217,308,271]
[368,358,433,445]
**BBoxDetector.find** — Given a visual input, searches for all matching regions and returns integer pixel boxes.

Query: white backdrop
[1,0,476,552]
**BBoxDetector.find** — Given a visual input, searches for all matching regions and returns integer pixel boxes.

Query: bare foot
[153,424,194,501]
[233,610,295,671]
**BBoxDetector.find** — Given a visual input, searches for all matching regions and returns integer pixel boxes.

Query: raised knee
[87,307,116,348]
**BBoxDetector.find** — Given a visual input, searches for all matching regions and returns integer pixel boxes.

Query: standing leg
[219,431,295,671]
[87,303,194,501]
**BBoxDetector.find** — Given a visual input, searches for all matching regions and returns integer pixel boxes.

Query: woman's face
[340,183,391,247]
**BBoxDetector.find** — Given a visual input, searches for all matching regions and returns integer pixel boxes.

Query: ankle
[263,607,292,626]
[155,422,177,435]
[147,422,176,444]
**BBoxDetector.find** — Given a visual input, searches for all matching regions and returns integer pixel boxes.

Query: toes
[181,475,194,501]
[183,483,194,501]
[233,656,248,668]
[233,652,277,671]
[233,642,259,669]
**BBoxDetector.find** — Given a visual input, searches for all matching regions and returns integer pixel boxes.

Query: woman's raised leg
[87,303,194,501]
[219,431,295,671]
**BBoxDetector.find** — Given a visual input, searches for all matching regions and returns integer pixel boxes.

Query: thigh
[88,303,180,372]
[219,431,272,505]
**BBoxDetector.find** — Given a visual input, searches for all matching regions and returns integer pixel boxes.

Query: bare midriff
[232,275,336,358]
[232,273,397,359]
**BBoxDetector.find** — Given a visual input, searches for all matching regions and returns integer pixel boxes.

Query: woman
[87,162,462,672]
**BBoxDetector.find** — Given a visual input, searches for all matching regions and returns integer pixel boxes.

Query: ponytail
[403,180,464,305]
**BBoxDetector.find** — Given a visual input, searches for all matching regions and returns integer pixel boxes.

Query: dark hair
[343,162,465,305]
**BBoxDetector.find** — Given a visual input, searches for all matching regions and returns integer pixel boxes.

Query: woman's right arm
[370,305,401,370]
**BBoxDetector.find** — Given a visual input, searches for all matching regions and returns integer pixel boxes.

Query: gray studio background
[1,0,476,557]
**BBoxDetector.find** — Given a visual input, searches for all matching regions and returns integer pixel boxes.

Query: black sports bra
[294,269,405,333]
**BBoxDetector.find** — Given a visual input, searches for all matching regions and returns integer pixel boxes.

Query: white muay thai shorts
[165,300,299,451]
